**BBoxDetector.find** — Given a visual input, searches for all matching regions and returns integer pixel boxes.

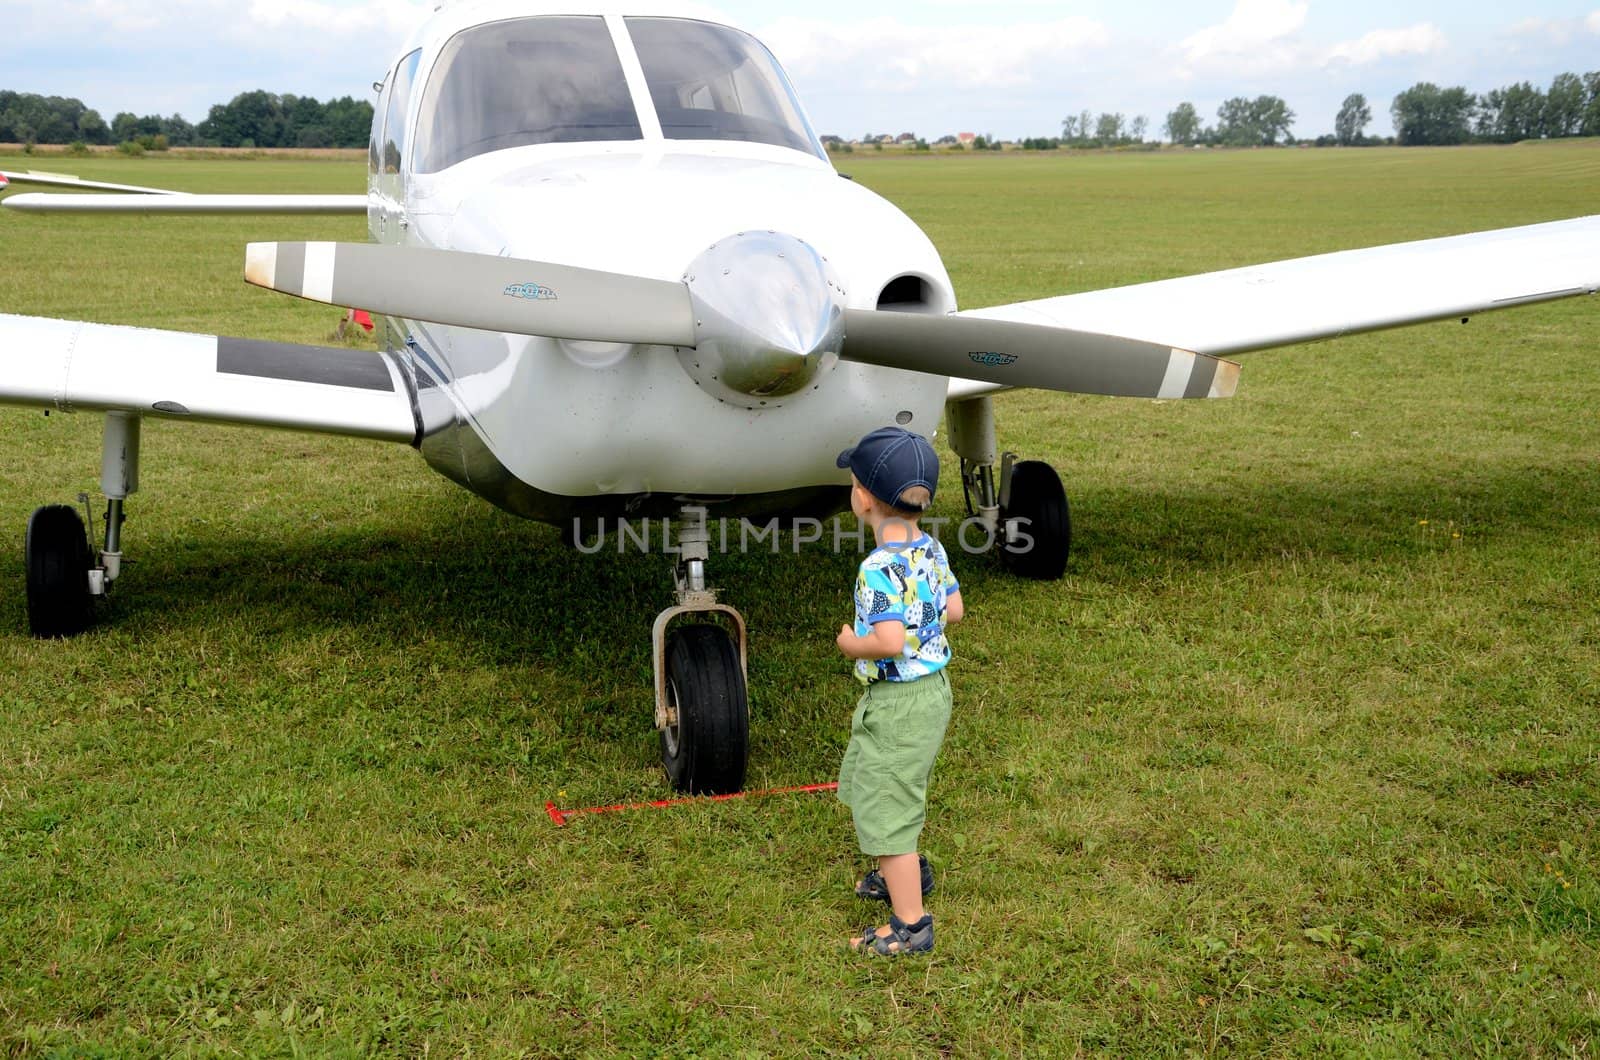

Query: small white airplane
[3,2,1596,794]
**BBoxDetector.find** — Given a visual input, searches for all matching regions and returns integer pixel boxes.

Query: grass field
[2,144,1597,1055]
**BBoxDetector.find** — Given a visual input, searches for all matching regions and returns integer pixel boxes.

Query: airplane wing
[0,169,184,194]
[3,193,368,214]
[948,214,1600,401]
[0,314,418,443]
[0,168,366,214]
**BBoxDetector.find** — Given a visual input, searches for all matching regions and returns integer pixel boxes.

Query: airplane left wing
[0,314,418,443]
[949,214,1600,400]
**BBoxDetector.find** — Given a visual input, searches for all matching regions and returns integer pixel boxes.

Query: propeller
[244,240,1238,400]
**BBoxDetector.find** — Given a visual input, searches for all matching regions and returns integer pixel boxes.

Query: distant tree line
[1388,72,1600,145]
[1052,110,1153,148]
[0,90,373,149]
[1155,70,1600,148]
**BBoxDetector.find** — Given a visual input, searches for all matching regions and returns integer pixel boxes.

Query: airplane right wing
[0,313,418,443]
[947,214,1600,400]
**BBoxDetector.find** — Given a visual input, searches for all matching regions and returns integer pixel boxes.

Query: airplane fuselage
[366,7,957,524]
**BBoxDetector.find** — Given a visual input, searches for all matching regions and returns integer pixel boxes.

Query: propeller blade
[839,309,1239,399]
[245,242,697,347]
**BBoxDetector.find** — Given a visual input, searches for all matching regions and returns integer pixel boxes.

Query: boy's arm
[945,589,965,625]
[837,621,907,660]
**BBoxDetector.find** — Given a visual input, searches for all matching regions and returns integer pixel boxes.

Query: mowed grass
[1,144,1598,1055]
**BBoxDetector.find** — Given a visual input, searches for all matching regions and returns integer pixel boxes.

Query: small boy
[833,426,965,957]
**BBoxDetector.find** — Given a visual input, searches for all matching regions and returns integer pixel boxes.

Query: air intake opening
[876,274,937,313]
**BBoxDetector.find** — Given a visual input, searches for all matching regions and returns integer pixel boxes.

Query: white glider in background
[2,2,1595,794]
[0,167,366,213]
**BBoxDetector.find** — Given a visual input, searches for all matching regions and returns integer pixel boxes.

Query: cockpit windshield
[414,15,642,174]
[626,17,824,159]
[411,15,824,173]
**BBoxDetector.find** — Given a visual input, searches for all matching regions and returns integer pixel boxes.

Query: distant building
[896,133,916,144]
[957,132,976,147]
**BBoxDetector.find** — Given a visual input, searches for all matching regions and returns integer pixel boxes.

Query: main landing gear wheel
[660,623,749,796]
[1001,460,1071,581]
[25,504,94,638]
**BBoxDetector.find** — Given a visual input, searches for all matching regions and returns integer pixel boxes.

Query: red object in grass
[351,309,374,332]
[547,782,838,826]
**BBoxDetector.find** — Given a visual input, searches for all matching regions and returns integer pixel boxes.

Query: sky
[4,0,1598,140]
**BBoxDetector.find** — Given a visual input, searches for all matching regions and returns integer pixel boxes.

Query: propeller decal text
[504,282,559,301]
[969,351,1018,367]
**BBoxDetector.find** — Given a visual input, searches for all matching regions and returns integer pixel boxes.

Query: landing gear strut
[947,396,1071,580]
[651,506,749,794]
[24,412,141,638]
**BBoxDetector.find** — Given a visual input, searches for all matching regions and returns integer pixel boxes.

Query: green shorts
[837,668,952,856]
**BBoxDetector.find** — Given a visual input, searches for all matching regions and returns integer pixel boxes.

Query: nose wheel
[660,623,749,794]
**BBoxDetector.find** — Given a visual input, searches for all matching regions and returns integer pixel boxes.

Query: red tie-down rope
[546,782,838,827]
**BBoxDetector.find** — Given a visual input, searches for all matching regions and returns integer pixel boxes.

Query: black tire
[1000,460,1071,581]
[25,504,94,638]
[660,623,749,795]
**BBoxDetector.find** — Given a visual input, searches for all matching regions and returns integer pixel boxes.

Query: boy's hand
[836,624,857,654]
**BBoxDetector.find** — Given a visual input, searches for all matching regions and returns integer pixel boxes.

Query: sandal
[850,913,934,956]
[855,854,934,902]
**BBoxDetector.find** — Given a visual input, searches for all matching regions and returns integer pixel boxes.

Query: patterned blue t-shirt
[852,534,959,684]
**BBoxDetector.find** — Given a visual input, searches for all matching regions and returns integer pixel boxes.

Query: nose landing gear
[651,506,749,794]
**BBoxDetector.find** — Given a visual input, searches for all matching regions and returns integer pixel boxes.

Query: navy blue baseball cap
[836,426,939,512]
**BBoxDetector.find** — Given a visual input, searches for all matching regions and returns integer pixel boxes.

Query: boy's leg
[851,852,933,952]
[877,852,925,929]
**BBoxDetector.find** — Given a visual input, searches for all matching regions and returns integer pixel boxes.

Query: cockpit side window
[413,16,642,174]
[383,49,423,175]
[625,17,824,159]
[369,71,392,176]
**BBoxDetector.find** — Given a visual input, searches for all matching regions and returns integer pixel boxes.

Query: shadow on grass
[94,457,1598,620]
[11,457,1593,779]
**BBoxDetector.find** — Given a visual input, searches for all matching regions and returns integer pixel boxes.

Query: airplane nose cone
[679,231,846,409]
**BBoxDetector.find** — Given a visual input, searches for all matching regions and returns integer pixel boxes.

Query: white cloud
[76,0,163,34]
[1324,24,1446,66]
[761,15,1110,90]
[1587,10,1600,34]
[5,0,427,55]
[1175,3,1448,82]
[245,0,429,36]
[1177,0,1309,77]
[1511,15,1573,44]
